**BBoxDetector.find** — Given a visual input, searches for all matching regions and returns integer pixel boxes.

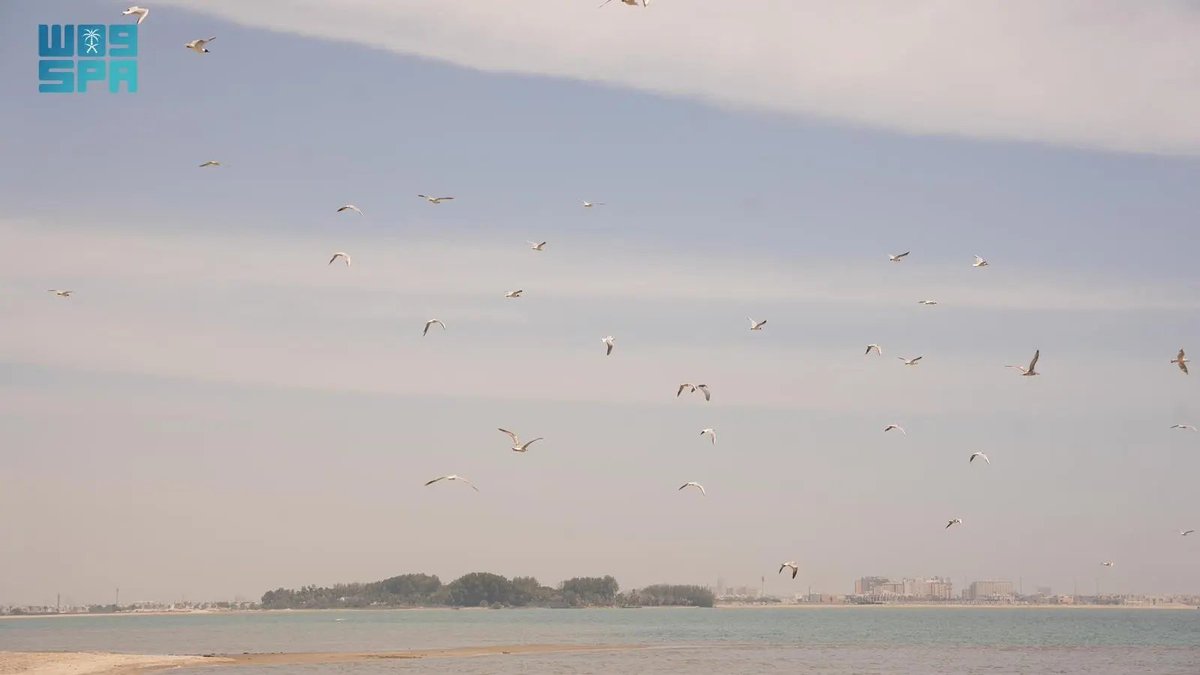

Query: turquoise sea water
[2,607,1198,673]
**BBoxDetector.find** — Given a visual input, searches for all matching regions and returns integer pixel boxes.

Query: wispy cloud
[1,218,1191,412]
[158,0,1200,155]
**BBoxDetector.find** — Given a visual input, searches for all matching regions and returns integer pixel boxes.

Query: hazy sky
[1,1,1199,607]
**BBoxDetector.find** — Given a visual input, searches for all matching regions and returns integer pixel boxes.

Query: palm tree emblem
[82,28,102,54]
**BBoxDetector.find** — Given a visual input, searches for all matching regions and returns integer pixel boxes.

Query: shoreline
[3,603,1194,621]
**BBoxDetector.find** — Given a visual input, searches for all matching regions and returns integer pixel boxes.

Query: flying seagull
[889,251,910,262]
[328,252,351,267]
[899,356,923,366]
[602,335,615,356]
[778,562,799,579]
[185,37,215,54]
[198,160,221,167]
[1006,349,1040,376]
[423,319,445,336]
[582,201,605,208]
[1170,424,1197,431]
[972,255,989,268]
[748,317,767,331]
[499,428,543,453]
[418,195,454,204]
[424,474,478,491]
[528,241,547,251]
[1180,529,1195,536]
[1101,561,1115,567]
[946,518,962,529]
[47,289,72,298]
[599,0,646,6]
[969,452,990,464]
[122,6,148,24]
[917,299,939,305]
[336,204,362,215]
[884,424,906,435]
[1171,348,1189,375]
[678,482,706,495]
[504,289,523,298]
[700,428,716,445]
[865,344,882,356]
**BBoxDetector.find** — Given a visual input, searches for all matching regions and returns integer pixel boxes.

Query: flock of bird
[42,5,1194,585]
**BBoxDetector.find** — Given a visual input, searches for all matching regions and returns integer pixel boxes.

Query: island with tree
[259,573,714,609]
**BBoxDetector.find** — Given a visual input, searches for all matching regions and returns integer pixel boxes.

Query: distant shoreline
[2,602,1195,621]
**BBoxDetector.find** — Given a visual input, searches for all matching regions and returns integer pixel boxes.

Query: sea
[2,607,1199,674]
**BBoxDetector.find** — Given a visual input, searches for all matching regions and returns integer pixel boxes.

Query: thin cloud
[158,0,1200,155]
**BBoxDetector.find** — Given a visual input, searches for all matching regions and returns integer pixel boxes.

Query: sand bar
[0,645,640,673]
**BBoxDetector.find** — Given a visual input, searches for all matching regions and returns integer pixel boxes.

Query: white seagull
[1169,424,1197,431]
[1006,349,1040,376]
[778,562,799,579]
[528,241,547,251]
[969,452,990,464]
[917,299,939,305]
[602,335,615,356]
[972,255,989,268]
[1101,561,1115,567]
[424,474,478,491]
[748,317,767,331]
[678,482,706,495]
[700,428,716,445]
[47,289,72,298]
[185,37,215,54]
[122,6,149,24]
[899,356,923,366]
[1180,529,1195,536]
[889,251,910,262]
[418,195,454,204]
[422,319,445,336]
[328,252,351,267]
[946,518,962,529]
[336,204,362,215]
[504,289,523,298]
[865,344,882,356]
[198,160,221,167]
[582,201,605,208]
[883,424,906,435]
[499,428,543,453]
[1171,348,1189,375]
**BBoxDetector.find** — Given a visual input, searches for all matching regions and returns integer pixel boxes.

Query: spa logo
[38,23,138,93]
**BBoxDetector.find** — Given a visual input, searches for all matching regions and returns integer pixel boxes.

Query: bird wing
[205,37,216,42]
[459,478,479,491]
[778,565,785,574]
[328,254,339,265]
[424,476,446,486]
[1183,530,1195,536]
[1180,360,1189,375]
[913,356,923,362]
[522,438,544,450]
[678,483,690,491]
[698,385,711,401]
[677,384,690,396]
[791,567,798,579]
[1028,350,1040,371]
[606,343,613,356]
[946,521,954,528]
[498,428,519,444]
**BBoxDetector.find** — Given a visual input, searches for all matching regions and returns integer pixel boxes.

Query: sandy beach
[0,652,222,675]
[0,645,640,674]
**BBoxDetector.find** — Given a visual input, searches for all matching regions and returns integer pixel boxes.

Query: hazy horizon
[2,0,1198,607]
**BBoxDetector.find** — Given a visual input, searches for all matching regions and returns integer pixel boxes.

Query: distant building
[967,580,1015,602]
[855,576,891,595]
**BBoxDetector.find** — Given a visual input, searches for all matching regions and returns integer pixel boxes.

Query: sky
[0,0,1198,607]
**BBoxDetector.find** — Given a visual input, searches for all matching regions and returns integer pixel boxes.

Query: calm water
[2,607,1198,674]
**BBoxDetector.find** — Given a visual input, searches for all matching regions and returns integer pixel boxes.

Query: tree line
[260,573,714,609]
